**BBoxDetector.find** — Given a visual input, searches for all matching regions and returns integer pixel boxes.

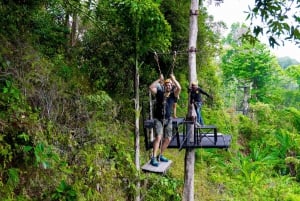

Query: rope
[154,52,162,75]
[171,51,177,74]
[153,50,179,76]
[166,51,177,76]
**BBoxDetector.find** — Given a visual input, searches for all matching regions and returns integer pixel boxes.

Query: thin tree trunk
[134,7,141,199]
[134,59,141,201]
[242,86,249,115]
[64,11,70,53]
[183,0,199,200]
[71,12,78,47]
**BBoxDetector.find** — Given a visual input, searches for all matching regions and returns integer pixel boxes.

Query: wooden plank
[141,160,173,174]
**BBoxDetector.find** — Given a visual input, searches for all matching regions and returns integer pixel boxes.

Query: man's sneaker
[150,157,159,167]
[158,155,169,162]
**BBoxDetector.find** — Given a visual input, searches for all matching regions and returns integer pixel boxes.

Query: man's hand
[159,74,164,85]
[170,74,175,81]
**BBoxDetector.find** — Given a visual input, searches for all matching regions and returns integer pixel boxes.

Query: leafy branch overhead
[246,0,300,47]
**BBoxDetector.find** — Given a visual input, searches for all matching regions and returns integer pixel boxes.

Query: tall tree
[183,0,199,200]
[221,23,282,103]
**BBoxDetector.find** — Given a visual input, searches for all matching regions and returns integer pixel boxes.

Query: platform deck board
[141,160,172,174]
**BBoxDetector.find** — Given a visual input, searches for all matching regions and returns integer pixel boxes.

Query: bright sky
[206,0,300,62]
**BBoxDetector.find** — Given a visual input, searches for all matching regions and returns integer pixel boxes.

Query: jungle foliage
[0,0,300,200]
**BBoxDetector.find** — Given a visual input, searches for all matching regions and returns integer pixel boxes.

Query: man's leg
[199,113,204,125]
[151,119,163,166]
[153,135,162,158]
[161,137,171,153]
[159,137,171,162]
[195,103,201,126]
[197,102,204,126]
[158,119,172,162]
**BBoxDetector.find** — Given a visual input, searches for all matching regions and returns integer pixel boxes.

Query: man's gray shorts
[153,118,173,138]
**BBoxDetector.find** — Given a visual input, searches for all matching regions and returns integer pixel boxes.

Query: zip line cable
[152,49,194,55]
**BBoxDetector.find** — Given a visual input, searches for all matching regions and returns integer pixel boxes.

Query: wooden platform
[141,160,173,174]
[143,118,232,150]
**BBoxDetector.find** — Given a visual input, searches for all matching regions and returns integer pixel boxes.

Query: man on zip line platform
[149,73,181,167]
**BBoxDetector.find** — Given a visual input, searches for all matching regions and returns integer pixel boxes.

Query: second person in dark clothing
[189,81,213,127]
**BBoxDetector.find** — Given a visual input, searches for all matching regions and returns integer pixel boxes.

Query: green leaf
[23,145,33,152]
[7,168,20,187]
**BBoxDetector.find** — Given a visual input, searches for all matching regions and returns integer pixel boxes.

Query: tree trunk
[64,11,70,53]
[183,149,195,200]
[183,0,199,201]
[134,59,141,201]
[71,12,78,47]
[188,0,199,82]
[242,86,249,115]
